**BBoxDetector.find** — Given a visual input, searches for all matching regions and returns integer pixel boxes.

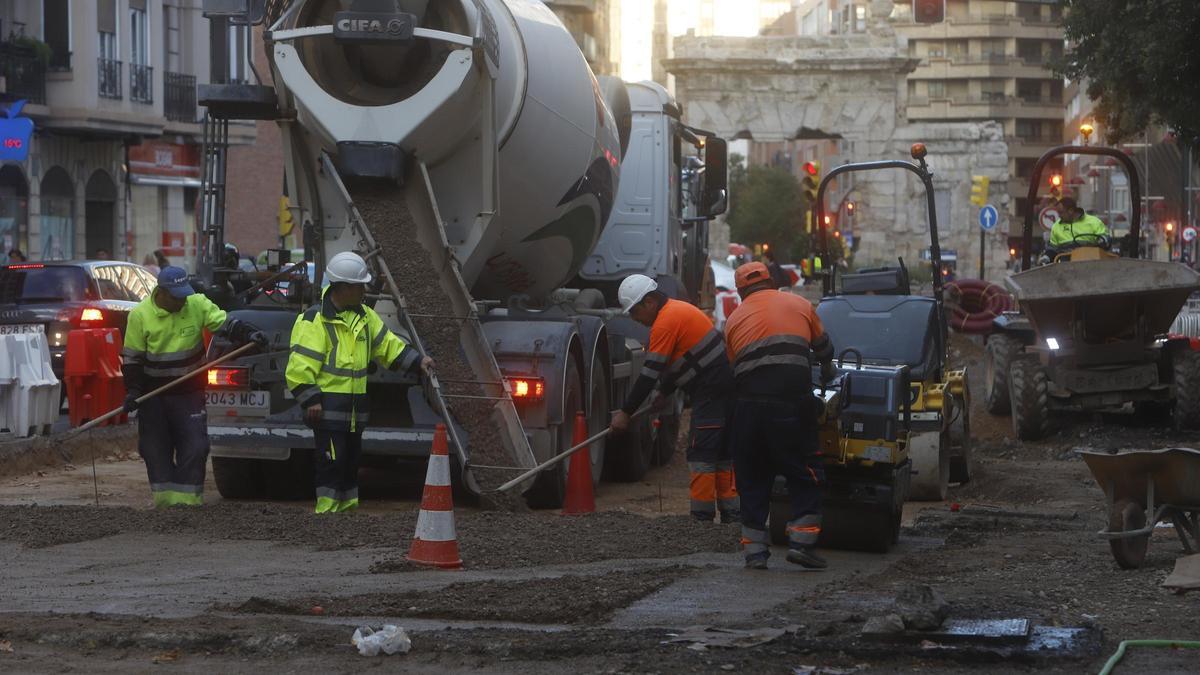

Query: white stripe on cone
[414,509,457,542]
[425,454,451,487]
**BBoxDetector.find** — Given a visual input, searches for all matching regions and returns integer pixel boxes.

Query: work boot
[786,546,828,570]
[720,509,741,524]
[744,554,769,570]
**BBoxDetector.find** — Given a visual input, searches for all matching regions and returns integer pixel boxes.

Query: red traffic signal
[802,161,819,177]
[1165,222,1176,234]
[1049,174,1063,188]
[913,0,945,24]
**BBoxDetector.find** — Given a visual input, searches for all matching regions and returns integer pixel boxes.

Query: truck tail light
[79,308,104,323]
[207,366,249,388]
[508,377,545,401]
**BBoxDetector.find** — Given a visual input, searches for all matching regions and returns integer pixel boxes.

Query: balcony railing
[130,64,153,103]
[164,72,196,122]
[0,42,46,104]
[1018,94,1064,106]
[98,58,122,99]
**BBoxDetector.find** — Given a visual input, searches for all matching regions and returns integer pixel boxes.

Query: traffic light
[845,201,855,218]
[801,160,820,204]
[913,0,945,24]
[1165,222,1176,235]
[969,175,990,207]
[1049,173,1063,200]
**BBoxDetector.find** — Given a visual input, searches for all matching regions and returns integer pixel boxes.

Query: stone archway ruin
[666,17,1012,281]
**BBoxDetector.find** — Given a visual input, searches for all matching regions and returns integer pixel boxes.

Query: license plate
[205,390,270,416]
[0,323,44,335]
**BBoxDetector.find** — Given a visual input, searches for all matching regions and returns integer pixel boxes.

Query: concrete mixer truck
[194,0,728,507]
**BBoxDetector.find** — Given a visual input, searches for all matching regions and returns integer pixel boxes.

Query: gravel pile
[225,567,693,625]
[0,505,739,569]
[352,184,512,489]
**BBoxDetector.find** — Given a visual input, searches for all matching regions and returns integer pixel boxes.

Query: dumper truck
[194,0,727,506]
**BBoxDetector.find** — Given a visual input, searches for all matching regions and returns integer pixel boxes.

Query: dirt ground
[1,333,1199,673]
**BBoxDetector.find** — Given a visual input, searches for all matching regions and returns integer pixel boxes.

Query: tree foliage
[1059,0,1200,145]
[726,156,810,261]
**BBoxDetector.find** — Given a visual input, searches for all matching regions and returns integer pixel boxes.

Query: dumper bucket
[1005,259,1200,343]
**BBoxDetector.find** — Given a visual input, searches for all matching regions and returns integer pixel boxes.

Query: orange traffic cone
[561,411,595,515]
[407,424,463,569]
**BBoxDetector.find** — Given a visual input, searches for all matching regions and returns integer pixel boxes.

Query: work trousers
[731,397,824,559]
[313,428,363,513]
[687,393,739,522]
[137,389,209,508]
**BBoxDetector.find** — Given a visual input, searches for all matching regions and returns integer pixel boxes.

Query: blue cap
[157,266,194,298]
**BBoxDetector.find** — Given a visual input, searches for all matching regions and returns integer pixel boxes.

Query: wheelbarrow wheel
[1109,498,1150,570]
[1173,348,1200,432]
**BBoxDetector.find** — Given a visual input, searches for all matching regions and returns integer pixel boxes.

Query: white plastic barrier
[0,333,62,437]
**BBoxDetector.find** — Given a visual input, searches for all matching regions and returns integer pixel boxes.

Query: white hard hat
[618,274,658,313]
[325,251,373,284]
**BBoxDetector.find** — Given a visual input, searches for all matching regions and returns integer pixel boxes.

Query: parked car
[0,261,158,380]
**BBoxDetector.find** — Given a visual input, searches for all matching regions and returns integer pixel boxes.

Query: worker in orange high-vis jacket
[610,274,739,523]
[724,262,835,570]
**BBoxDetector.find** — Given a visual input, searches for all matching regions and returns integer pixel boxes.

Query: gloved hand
[123,393,140,413]
[820,360,837,385]
[248,330,269,349]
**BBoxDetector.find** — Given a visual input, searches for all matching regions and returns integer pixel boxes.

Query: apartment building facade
[0,0,252,267]
[892,0,1065,231]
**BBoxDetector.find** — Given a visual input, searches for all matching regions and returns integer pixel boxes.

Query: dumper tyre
[262,448,316,500]
[1108,498,1149,569]
[212,456,265,499]
[1009,358,1051,441]
[525,360,583,508]
[984,333,1023,415]
[1172,349,1200,431]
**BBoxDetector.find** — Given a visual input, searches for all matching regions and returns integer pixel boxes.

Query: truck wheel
[526,360,583,508]
[212,456,265,500]
[652,396,683,466]
[1009,358,1051,441]
[907,430,948,501]
[984,333,1022,415]
[1173,348,1200,431]
[605,415,653,482]
[1108,498,1149,569]
[262,448,315,501]
[585,351,609,488]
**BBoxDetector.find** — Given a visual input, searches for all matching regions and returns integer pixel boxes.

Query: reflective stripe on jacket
[121,291,229,395]
[285,290,420,431]
[622,298,733,415]
[723,289,832,397]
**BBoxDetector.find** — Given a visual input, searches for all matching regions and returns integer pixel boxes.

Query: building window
[981,80,1005,102]
[164,4,182,73]
[1016,158,1037,180]
[130,2,152,103]
[980,39,1006,62]
[42,0,71,71]
[927,42,945,58]
[946,40,968,61]
[927,81,946,99]
[1017,79,1042,103]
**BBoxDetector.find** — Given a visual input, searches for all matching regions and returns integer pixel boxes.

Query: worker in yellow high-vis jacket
[121,266,266,507]
[286,252,433,513]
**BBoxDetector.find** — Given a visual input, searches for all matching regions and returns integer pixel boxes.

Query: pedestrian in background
[611,274,739,523]
[6,249,26,263]
[724,262,834,569]
[763,250,790,289]
[142,253,161,275]
[121,266,267,507]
